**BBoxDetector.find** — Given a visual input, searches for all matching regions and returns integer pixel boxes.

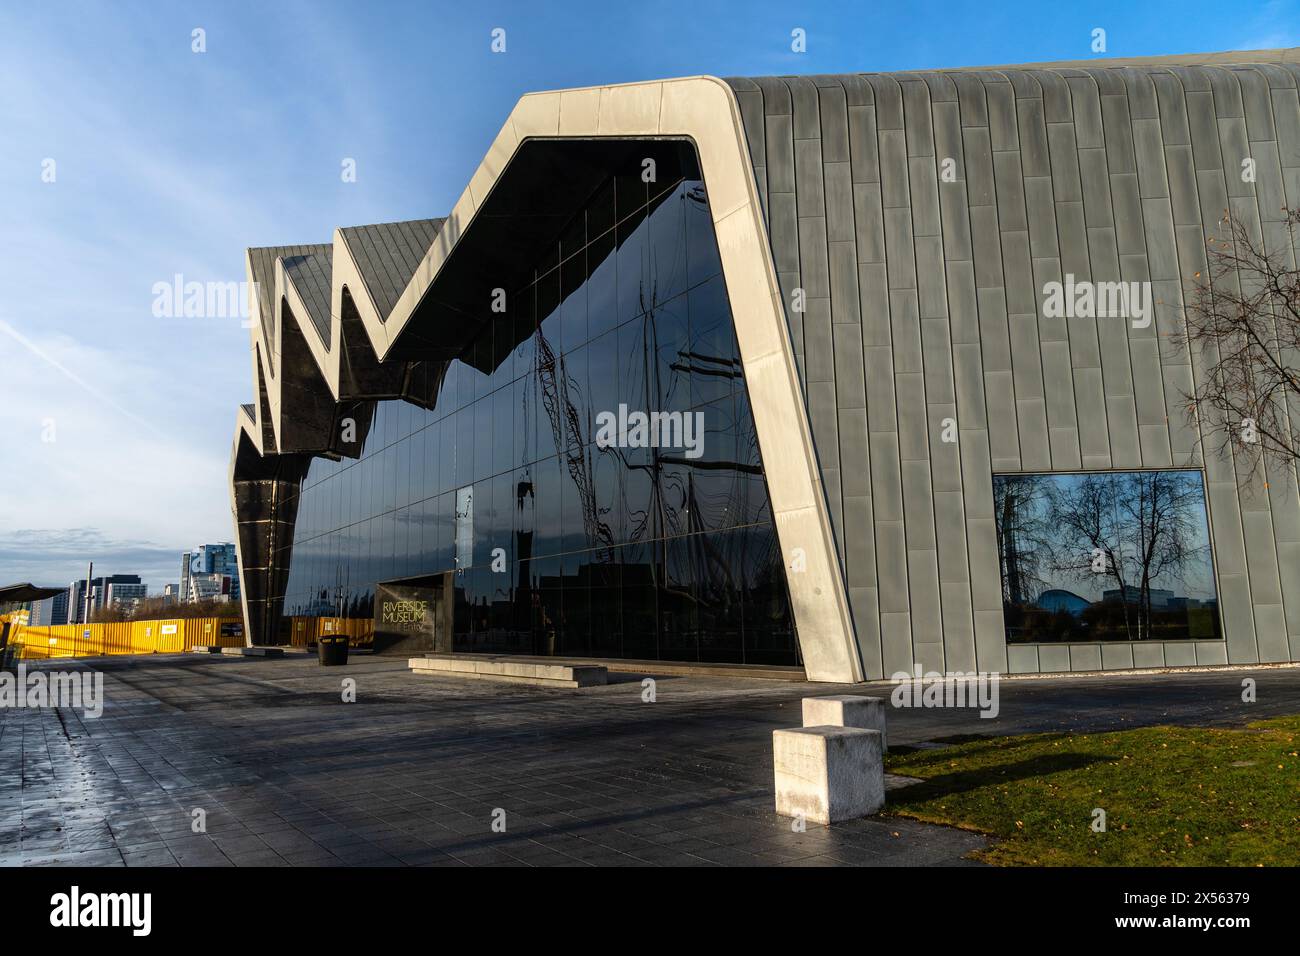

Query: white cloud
[0,322,231,588]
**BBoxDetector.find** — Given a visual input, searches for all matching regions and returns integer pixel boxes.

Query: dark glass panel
[488,471,515,569]
[585,229,618,340]
[588,177,615,240]
[394,505,415,579]
[615,166,647,222]
[617,313,650,413]
[558,551,590,657]
[586,328,619,429]
[621,445,657,544]
[379,445,398,515]
[646,181,688,308]
[396,400,412,445]
[687,274,737,406]
[561,209,587,269]
[473,395,493,480]
[561,249,588,350]
[561,343,589,454]
[742,523,798,665]
[528,369,559,464]
[490,312,514,384]
[531,554,563,656]
[378,510,397,583]
[560,449,588,554]
[592,443,623,547]
[660,535,699,662]
[510,378,528,472]
[616,207,648,322]
[435,419,454,496]
[691,394,742,533]
[472,477,492,566]
[619,540,658,660]
[587,547,621,658]
[652,294,690,413]
[683,179,722,287]
[530,457,562,559]
[658,442,690,541]
[492,383,515,477]
[697,529,744,663]
[454,407,475,488]
[395,437,411,511]
[537,265,562,356]
[433,492,453,572]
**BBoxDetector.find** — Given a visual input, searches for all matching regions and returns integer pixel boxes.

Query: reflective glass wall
[277,143,798,664]
[994,469,1222,643]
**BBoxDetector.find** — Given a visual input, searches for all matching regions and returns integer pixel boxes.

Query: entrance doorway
[374,572,453,655]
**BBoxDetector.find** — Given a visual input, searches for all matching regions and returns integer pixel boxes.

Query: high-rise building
[182,544,240,602]
[105,581,148,610]
[187,572,232,603]
[69,574,144,623]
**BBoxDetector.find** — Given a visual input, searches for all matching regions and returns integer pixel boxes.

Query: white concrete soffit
[237,75,864,683]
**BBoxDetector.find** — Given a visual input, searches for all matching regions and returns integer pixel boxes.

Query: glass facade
[276,144,798,664]
[994,469,1222,644]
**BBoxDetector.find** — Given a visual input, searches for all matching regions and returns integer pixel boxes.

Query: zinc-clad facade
[231,49,1300,681]
[723,54,1300,677]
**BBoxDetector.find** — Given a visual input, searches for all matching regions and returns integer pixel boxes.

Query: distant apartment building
[162,583,181,605]
[187,572,232,603]
[181,544,240,603]
[30,590,69,626]
[105,580,148,611]
[68,574,144,624]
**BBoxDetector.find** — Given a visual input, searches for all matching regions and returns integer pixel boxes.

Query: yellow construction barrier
[7,617,245,660]
[285,616,374,649]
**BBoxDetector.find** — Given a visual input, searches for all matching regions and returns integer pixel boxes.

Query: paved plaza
[3,655,1298,867]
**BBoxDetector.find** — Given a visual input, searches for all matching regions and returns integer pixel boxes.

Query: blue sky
[0,0,1295,591]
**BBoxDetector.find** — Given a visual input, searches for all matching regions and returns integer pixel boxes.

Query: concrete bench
[802,695,888,750]
[409,655,607,688]
[773,726,885,824]
[220,646,285,657]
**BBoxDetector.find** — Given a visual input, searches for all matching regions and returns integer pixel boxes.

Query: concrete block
[408,656,607,687]
[801,695,888,750]
[773,726,885,824]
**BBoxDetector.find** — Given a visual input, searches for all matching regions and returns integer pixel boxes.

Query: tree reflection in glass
[995,470,1220,643]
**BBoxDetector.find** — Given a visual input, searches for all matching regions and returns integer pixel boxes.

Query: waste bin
[317,635,349,666]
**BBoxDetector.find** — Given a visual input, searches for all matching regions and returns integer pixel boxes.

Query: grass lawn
[883,715,1300,866]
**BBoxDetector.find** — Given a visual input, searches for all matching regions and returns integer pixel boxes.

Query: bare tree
[993,475,1054,606]
[1176,208,1300,477]
[1047,472,1208,641]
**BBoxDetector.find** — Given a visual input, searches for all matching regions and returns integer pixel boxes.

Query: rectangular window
[993,469,1221,644]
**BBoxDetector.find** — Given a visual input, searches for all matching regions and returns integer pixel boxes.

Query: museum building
[231,48,1300,681]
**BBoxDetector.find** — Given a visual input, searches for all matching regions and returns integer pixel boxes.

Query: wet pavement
[1,654,1297,867]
